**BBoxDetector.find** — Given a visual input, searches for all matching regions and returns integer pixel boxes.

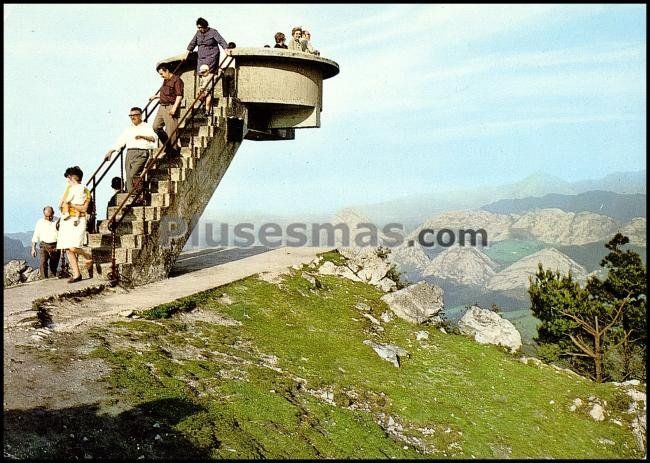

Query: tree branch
[599,296,630,335]
[558,309,597,336]
[568,333,595,358]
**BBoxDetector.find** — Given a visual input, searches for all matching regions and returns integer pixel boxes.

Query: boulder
[380,281,444,325]
[302,273,323,289]
[4,259,29,287]
[23,268,41,282]
[318,249,398,292]
[363,340,409,368]
[458,305,522,353]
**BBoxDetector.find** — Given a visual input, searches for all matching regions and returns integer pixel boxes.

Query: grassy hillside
[67,252,644,459]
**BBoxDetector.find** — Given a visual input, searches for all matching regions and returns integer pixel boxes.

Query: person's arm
[135,125,156,143]
[212,28,228,51]
[170,78,184,115]
[31,223,40,257]
[105,129,127,161]
[185,32,198,59]
[170,95,182,115]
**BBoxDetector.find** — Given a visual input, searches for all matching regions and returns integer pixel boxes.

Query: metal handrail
[105,54,235,285]
[106,53,234,232]
[84,59,187,230]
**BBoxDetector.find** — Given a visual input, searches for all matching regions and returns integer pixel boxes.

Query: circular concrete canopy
[156,48,339,80]
[230,48,339,79]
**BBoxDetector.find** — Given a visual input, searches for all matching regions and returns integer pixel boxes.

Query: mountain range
[353,170,646,230]
[482,190,645,222]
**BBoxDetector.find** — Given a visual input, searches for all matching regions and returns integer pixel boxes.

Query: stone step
[198,125,215,138]
[145,166,188,182]
[150,192,171,208]
[179,135,208,149]
[107,205,163,222]
[153,179,179,195]
[98,218,160,236]
[114,193,136,207]
[87,232,120,248]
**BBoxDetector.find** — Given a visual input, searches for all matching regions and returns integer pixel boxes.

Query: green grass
[483,240,547,266]
[87,258,643,459]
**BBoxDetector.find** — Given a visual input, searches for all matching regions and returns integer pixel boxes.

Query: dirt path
[3,247,331,413]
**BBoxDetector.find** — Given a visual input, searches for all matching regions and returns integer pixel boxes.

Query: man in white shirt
[31,206,60,279]
[104,107,158,192]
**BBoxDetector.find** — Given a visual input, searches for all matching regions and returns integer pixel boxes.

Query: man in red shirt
[149,64,184,157]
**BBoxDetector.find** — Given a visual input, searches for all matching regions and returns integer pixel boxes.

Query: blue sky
[3,4,646,233]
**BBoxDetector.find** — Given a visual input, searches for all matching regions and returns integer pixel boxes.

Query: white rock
[415,331,429,341]
[363,340,409,368]
[363,313,381,326]
[380,281,444,325]
[589,403,605,421]
[458,306,522,353]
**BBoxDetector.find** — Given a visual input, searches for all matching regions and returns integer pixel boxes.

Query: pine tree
[529,234,645,382]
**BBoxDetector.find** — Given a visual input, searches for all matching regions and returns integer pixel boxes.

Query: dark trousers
[40,242,61,278]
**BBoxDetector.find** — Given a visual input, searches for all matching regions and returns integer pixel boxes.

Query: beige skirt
[56,216,87,249]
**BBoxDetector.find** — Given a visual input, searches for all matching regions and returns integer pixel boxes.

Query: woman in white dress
[56,166,93,283]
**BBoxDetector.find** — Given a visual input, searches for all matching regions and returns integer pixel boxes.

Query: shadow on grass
[3,397,211,459]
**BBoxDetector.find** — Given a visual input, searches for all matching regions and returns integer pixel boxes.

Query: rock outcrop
[458,305,522,353]
[510,209,619,245]
[363,340,409,368]
[620,217,646,247]
[487,248,587,293]
[409,210,516,244]
[318,248,398,292]
[387,245,430,280]
[380,281,444,325]
[4,259,39,287]
[422,245,499,287]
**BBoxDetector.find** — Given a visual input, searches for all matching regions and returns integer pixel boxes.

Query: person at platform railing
[300,28,320,56]
[274,32,288,49]
[288,26,305,52]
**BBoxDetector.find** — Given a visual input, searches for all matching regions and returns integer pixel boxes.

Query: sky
[3,4,647,233]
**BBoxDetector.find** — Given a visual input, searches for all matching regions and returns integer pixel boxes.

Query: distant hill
[5,231,34,248]
[481,191,646,222]
[487,248,588,294]
[3,236,38,268]
[422,246,499,287]
[571,170,646,195]
[353,170,646,228]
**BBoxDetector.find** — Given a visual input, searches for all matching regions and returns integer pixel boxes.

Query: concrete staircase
[78,97,246,286]
[73,48,339,287]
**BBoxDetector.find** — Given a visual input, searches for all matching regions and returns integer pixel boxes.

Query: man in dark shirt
[149,64,184,156]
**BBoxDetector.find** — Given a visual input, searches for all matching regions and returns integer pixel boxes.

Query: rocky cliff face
[387,245,431,279]
[409,210,517,245]
[487,248,588,293]
[620,217,646,247]
[422,246,499,287]
[510,209,619,245]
